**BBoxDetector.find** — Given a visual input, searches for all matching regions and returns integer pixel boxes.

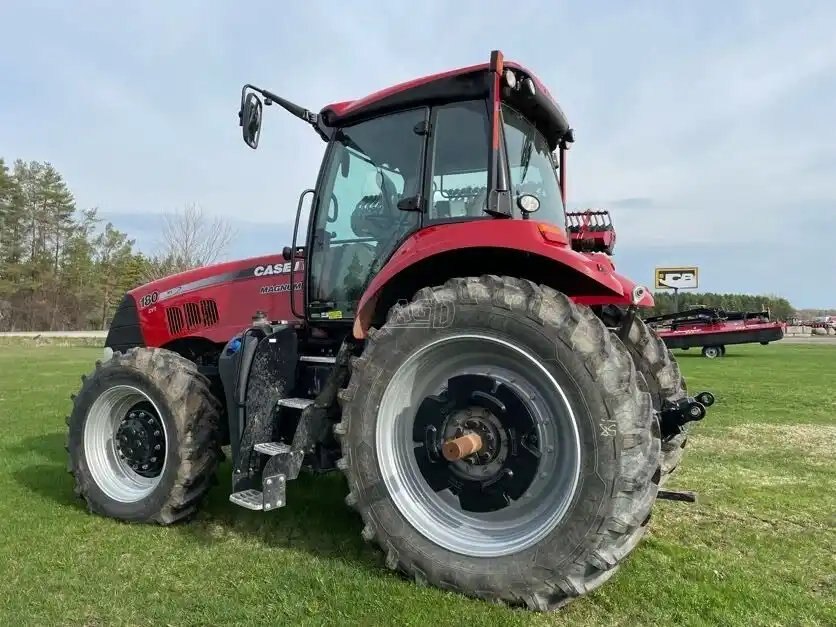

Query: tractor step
[254,441,292,456]
[229,471,288,511]
[229,489,267,510]
[276,397,314,410]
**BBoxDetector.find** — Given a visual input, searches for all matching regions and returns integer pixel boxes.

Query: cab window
[428,100,490,220]
[308,108,426,319]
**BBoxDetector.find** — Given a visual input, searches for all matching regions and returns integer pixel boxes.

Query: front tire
[67,347,222,524]
[336,276,660,610]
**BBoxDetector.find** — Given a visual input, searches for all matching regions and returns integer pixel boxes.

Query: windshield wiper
[519,134,533,183]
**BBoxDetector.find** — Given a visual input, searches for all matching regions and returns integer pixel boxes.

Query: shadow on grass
[180,461,378,572]
[12,431,67,463]
[13,463,79,508]
[13,432,380,574]
[11,433,80,508]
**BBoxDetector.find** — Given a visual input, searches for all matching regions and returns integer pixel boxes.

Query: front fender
[354,220,635,338]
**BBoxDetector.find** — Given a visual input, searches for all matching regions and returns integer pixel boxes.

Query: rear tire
[336,276,660,610]
[67,347,222,524]
[702,345,722,359]
[618,316,689,484]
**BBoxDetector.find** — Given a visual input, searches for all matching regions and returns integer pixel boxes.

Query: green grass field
[0,342,833,626]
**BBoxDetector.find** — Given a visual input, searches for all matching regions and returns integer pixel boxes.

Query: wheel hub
[115,405,165,477]
[414,373,540,513]
[443,407,506,472]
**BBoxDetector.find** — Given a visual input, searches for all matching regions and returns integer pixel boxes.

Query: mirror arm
[242,84,329,141]
[260,87,318,124]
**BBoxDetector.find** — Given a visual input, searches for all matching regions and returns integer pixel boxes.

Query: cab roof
[318,60,571,150]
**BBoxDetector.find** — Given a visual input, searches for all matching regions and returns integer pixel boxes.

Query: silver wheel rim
[376,333,582,558]
[83,385,168,503]
[705,347,719,358]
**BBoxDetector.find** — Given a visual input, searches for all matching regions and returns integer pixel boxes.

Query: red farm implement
[565,209,616,255]
[646,307,785,358]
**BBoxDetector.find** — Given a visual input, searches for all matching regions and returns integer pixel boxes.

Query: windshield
[502,105,565,228]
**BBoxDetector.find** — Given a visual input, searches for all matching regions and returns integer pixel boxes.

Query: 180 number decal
[139,291,158,308]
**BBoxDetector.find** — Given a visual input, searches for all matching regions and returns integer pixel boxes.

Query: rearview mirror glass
[240,93,263,149]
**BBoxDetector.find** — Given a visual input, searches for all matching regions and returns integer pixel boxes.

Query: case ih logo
[253,261,302,276]
[654,267,699,290]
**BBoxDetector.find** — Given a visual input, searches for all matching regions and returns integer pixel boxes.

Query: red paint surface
[655,318,785,339]
[130,254,300,348]
[321,60,558,124]
[129,221,650,347]
[355,220,650,333]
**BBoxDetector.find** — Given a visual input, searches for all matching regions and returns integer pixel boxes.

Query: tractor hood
[128,254,286,306]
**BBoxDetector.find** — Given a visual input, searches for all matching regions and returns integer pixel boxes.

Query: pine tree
[94,222,137,329]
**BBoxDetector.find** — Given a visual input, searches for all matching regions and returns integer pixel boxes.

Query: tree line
[645,291,795,320]
[0,158,153,331]
[0,158,233,332]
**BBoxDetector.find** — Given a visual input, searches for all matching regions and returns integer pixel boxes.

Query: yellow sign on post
[654,267,699,290]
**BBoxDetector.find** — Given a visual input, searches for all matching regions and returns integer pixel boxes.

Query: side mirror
[240,92,263,149]
[282,246,306,260]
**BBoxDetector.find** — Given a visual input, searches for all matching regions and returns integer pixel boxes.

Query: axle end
[442,433,483,462]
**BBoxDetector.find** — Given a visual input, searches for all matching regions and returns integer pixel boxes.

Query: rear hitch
[659,390,714,439]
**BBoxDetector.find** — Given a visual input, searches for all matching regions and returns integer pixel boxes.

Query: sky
[1,1,834,308]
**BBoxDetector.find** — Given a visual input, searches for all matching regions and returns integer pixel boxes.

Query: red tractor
[67,51,712,610]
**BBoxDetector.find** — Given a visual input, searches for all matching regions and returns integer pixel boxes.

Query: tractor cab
[239,51,576,327]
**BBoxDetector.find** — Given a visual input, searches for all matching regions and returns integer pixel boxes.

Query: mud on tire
[67,347,222,524]
[336,276,660,610]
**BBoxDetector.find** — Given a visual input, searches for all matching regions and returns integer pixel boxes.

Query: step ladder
[228,397,313,511]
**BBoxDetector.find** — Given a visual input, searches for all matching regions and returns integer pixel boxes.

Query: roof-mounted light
[522,77,536,97]
[560,128,576,150]
[504,69,517,89]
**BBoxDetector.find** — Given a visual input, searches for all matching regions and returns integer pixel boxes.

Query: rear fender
[353,220,650,338]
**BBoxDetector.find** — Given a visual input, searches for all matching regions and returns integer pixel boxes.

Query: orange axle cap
[441,433,484,462]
